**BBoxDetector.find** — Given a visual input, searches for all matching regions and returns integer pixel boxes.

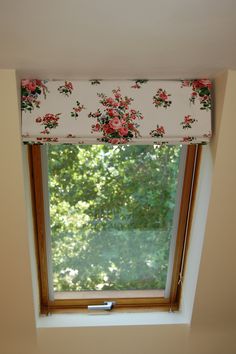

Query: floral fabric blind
[21,79,212,145]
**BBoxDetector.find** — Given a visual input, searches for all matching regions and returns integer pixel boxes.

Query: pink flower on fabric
[157,126,165,135]
[109,117,122,130]
[58,81,74,96]
[182,136,194,142]
[89,88,143,144]
[181,79,212,110]
[181,80,190,87]
[159,92,168,100]
[192,79,212,90]
[71,101,85,118]
[153,89,172,109]
[131,83,140,89]
[109,138,120,144]
[120,138,128,143]
[106,98,113,105]
[106,98,118,107]
[65,81,73,90]
[198,79,212,89]
[21,79,49,112]
[180,115,197,129]
[21,80,30,87]
[27,82,37,92]
[149,125,165,138]
[107,109,116,117]
[128,123,134,130]
[92,123,101,132]
[184,115,192,123]
[119,127,129,136]
[103,124,114,134]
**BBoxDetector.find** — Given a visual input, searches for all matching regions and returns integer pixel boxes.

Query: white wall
[0,70,37,354]
[0,70,235,354]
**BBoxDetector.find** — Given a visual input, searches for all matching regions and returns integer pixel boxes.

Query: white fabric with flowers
[21,79,212,145]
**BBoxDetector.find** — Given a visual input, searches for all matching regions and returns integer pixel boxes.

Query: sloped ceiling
[0,0,236,79]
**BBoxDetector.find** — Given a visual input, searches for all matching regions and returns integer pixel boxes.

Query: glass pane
[47,145,182,292]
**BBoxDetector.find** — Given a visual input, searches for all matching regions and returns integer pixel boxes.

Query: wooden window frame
[28,144,201,314]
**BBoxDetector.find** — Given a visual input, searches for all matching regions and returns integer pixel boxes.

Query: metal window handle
[88,301,115,311]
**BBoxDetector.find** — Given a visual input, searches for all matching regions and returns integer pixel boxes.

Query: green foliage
[47,144,181,292]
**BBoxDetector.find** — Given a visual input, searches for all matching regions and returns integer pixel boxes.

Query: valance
[21,79,212,145]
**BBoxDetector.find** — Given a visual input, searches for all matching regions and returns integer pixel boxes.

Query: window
[29,144,200,314]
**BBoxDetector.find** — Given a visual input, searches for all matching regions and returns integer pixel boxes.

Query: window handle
[88,301,115,311]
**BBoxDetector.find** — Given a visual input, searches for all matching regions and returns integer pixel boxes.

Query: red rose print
[58,81,74,96]
[181,79,212,110]
[109,117,122,130]
[153,89,172,109]
[88,88,143,144]
[92,123,101,132]
[150,125,166,138]
[180,115,197,129]
[27,82,37,92]
[21,79,49,112]
[35,113,61,134]
[119,127,129,136]
[71,101,85,118]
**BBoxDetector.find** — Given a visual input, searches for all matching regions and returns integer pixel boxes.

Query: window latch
[88,301,115,311]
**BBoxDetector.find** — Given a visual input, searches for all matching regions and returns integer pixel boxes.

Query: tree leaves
[48,144,181,292]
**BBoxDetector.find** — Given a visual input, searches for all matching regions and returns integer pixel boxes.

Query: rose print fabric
[21,79,212,145]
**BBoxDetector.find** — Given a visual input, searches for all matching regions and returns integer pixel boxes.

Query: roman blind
[21,79,212,145]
